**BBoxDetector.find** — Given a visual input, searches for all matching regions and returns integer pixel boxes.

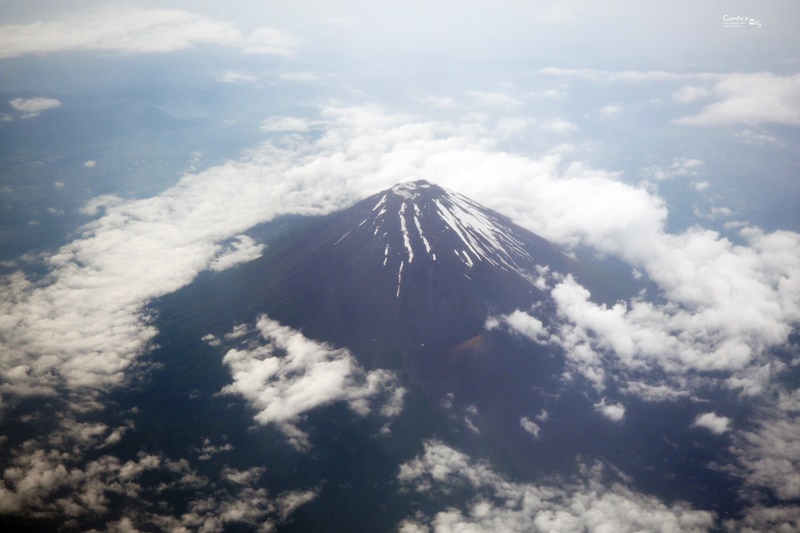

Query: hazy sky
[2,0,797,68]
[1,1,799,531]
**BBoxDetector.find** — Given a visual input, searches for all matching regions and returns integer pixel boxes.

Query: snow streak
[399,202,414,264]
[354,181,536,293]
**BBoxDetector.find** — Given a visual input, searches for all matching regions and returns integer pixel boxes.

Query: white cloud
[216,71,257,84]
[198,439,234,461]
[730,394,800,501]
[422,95,457,109]
[208,235,264,271]
[221,466,263,485]
[244,28,300,56]
[491,309,549,344]
[0,9,299,58]
[728,504,800,533]
[672,86,712,103]
[677,73,800,126]
[0,9,241,57]
[275,489,318,521]
[541,118,578,135]
[220,315,404,450]
[147,484,317,533]
[528,88,567,101]
[465,90,521,108]
[260,116,312,132]
[8,97,61,118]
[279,71,324,82]
[82,160,96,168]
[691,412,731,434]
[643,156,704,181]
[737,128,783,146]
[519,417,541,439]
[710,206,733,219]
[595,398,626,422]
[693,180,711,192]
[397,440,714,532]
[540,69,800,126]
[599,104,622,116]
[540,67,722,83]
[495,117,529,138]
[494,221,800,393]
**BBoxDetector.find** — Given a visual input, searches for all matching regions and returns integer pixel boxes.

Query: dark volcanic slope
[229,180,576,369]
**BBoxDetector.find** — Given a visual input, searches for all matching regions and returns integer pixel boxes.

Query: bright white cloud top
[692,412,731,434]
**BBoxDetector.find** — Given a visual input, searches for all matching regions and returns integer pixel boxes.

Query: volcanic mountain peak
[350,180,541,284]
[236,179,572,362]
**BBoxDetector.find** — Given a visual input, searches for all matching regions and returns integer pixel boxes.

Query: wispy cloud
[599,104,622,116]
[729,393,800,504]
[677,73,800,126]
[208,235,264,271]
[0,8,299,58]
[397,440,714,531]
[243,28,300,56]
[519,416,542,439]
[8,97,61,118]
[672,86,712,103]
[466,90,521,108]
[541,118,578,135]
[540,67,723,83]
[216,70,258,84]
[736,128,783,146]
[260,116,313,132]
[642,156,704,181]
[541,69,800,127]
[279,71,325,82]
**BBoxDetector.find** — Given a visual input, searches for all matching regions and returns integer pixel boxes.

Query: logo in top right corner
[723,15,762,28]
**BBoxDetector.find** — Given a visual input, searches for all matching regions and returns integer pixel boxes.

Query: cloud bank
[397,440,714,532]
[0,8,298,58]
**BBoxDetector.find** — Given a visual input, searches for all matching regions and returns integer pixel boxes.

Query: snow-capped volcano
[223,180,576,369]
[339,180,543,296]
